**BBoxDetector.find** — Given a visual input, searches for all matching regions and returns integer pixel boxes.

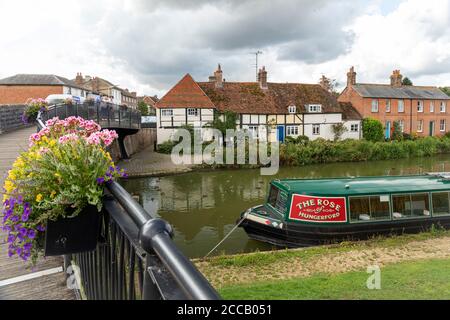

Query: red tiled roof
[198,81,342,114]
[155,74,215,109]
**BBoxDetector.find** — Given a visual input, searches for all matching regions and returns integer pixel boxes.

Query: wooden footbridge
[0,103,219,300]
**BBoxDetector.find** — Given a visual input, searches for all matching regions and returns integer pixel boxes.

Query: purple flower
[24,242,32,250]
[7,234,16,243]
[7,249,15,258]
[37,225,45,232]
[96,177,105,184]
[27,229,36,239]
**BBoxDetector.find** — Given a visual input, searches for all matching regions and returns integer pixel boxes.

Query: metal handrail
[107,182,220,300]
[36,108,220,300]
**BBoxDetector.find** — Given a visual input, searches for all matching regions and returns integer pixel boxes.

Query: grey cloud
[94,0,364,89]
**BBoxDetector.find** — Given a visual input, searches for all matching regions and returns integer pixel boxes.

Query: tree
[362,118,384,142]
[319,75,339,96]
[138,100,149,116]
[331,123,348,141]
[391,121,403,141]
[440,87,450,97]
[402,77,413,86]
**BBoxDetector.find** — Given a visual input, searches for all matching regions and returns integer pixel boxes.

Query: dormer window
[288,105,296,114]
[308,104,322,113]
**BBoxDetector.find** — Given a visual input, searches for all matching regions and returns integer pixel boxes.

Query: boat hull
[240,215,450,248]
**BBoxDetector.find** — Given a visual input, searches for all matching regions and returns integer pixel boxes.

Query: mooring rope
[203,212,249,259]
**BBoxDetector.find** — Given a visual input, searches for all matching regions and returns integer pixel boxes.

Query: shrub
[331,123,348,141]
[157,141,176,154]
[362,118,384,142]
[391,121,403,141]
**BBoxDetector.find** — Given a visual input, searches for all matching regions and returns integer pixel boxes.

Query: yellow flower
[55,172,61,178]
[36,194,43,202]
[3,180,15,194]
[50,190,56,198]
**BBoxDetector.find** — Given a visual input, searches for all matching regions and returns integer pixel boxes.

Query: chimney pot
[214,63,223,88]
[346,66,356,87]
[258,66,268,90]
[390,69,403,87]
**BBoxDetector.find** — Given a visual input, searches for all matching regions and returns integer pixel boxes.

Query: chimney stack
[214,64,223,88]
[346,66,356,87]
[258,66,268,90]
[75,72,84,86]
[390,70,403,87]
[91,77,99,92]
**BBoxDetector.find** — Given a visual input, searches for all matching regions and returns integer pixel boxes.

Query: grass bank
[280,136,450,166]
[195,228,450,290]
[219,257,450,299]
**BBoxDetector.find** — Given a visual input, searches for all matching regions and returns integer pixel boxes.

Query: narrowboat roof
[272,174,450,196]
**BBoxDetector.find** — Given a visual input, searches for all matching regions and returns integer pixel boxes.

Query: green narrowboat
[239,173,450,247]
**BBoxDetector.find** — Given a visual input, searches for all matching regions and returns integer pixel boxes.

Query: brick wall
[0,105,32,134]
[0,85,63,104]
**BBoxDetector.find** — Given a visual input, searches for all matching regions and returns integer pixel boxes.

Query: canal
[120,155,450,258]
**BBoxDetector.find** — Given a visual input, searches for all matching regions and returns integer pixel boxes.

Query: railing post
[142,256,163,300]
[107,104,111,127]
[118,107,121,127]
[96,103,100,123]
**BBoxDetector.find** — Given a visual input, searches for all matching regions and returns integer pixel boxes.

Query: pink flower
[58,133,79,144]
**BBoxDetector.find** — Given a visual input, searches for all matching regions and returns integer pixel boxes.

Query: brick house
[0,74,88,105]
[74,73,137,108]
[155,65,362,144]
[338,67,450,138]
[138,95,159,115]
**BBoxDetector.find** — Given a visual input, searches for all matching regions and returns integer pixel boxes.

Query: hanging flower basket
[44,204,101,256]
[22,98,48,124]
[2,116,127,263]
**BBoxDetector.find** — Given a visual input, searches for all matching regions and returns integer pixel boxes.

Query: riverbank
[194,229,450,298]
[124,136,450,177]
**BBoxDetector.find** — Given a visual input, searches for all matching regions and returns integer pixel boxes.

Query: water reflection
[120,155,450,258]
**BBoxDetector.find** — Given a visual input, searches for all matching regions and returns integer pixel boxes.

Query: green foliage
[157,141,177,154]
[137,100,149,116]
[362,118,384,142]
[331,123,348,141]
[402,77,413,86]
[391,121,403,141]
[285,135,309,145]
[280,136,450,166]
[209,111,238,138]
[439,87,450,97]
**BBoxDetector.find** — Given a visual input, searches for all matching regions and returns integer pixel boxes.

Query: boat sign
[289,194,347,223]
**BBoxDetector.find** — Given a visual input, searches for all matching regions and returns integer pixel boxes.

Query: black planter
[44,205,101,256]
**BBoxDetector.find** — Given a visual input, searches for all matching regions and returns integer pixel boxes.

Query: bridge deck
[0,127,76,300]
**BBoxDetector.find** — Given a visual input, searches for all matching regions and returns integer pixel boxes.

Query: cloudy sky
[1,0,449,97]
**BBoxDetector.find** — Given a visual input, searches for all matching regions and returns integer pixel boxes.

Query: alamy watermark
[169,128,280,175]
[366,265,381,290]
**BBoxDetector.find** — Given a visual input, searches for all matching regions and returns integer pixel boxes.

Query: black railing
[36,108,220,300]
[40,102,141,130]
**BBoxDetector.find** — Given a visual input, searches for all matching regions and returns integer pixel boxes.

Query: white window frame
[430,101,434,113]
[312,124,320,135]
[440,102,446,113]
[308,104,322,113]
[286,125,299,136]
[440,119,446,132]
[417,120,423,132]
[247,125,259,138]
[398,100,405,113]
[417,100,423,113]
[161,109,173,117]
[371,99,379,113]
[288,105,296,114]
[386,99,391,113]
[350,124,359,132]
[187,108,199,116]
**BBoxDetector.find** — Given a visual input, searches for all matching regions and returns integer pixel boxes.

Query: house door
[385,121,391,139]
[429,121,435,136]
[277,125,285,142]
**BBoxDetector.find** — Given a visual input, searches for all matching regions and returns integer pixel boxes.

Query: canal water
[120,155,450,258]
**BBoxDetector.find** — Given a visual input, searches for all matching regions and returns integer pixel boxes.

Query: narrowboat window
[349,195,390,222]
[267,185,285,214]
[432,192,450,216]
[392,193,430,219]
